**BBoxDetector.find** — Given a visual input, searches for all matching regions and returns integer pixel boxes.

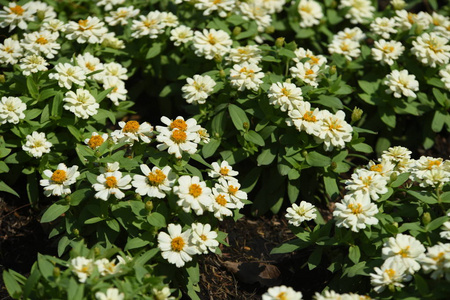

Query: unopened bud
[232,26,242,36]
[330,161,337,170]
[72,228,79,236]
[392,222,398,228]
[219,69,226,78]
[94,247,100,256]
[135,193,142,201]
[243,122,250,130]
[391,0,406,10]
[36,10,46,21]
[265,26,275,34]
[329,65,337,75]
[65,195,71,204]
[53,267,60,278]
[422,212,431,226]
[389,172,398,183]
[351,107,363,123]
[213,54,222,63]
[11,34,19,41]
[145,200,153,212]
[275,37,285,48]
[0,74,5,83]
[301,150,308,157]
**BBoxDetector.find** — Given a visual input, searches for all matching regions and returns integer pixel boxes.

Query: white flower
[394,10,429,31]
[182,75,216,105]
[21,30,60,59]
[152,287,175,300]
[158,223,197,268]
[216,178,246,209]
[239,0,271,32]
[27,1,57,22]
[381,146,412,171]
[411,32,450,68]
[174,175,212,215]
[333,193,379,232]
[103,76,127,106]
[293,48,327,67]
[339,0,375,24]
[132,165,176,199]
[285,201,317,226]
[194,0,236,18]
[97,0,126,11]
[76,52,104,81]
[170,25,194,46]
[384,69,419,99]
[209,188,236,220]
[316,110,353,151]
[100,162,121,173]
[39,163,80,197]
[208,161,239,180]
[261,0,285,14]
[409,156,450,186]
[421,243,450,281]
[102,62,128,81]
[345,169,389,201]
[262,285,303,300]
[41,19,66,34]
[94,258,122,276]
[131,11,165,39]
[370,258,412,293]
[22,131,52,158]
[92,170,132,201]
[71,257,94,283]
[0,96,26,124]
[421,168,450,188]
[440,64,450,90]
[229,62,265,91]
[370,17,398,39]
[49,63,86,90]
[156,116,201,134]
[102,32,125,49]
[290,62,321,87]
[371,39,405,66]
[63,89,99,119]
[227,45,263,65]
[110,121,153,144]
[335,27,366,42]
[105,6,140,26]
[156,128,199,158]
[65,17,108,44]
[192,28,232,60]
[191,223,219,254]
[286,101,322,136]
[328,38,361,61]
[84,132,108,150]
[0,2,34,31]
[160,12,179,27]
[268,82,303,112]
[0,38,23,65]
[19,54,48,76]
[382,233,426,274]
[95,288,125,300]
[440,221,450,240]
[297,0,323,28]
[366,158,396,179]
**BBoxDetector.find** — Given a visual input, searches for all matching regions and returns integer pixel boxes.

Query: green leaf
[351,142,373,153]
[0,181,19,197]
[67,125,82,141]
[426,216,448,232]
[324,173,339,200]
[146,42,162,59]
[3,270,22,299]
[240,167,261,193]
[135,248,159,265]
[358,80,378,94]
[432,110,446,133]
[37,254,54,280]
[414,274,430,296]
[228,104,249,131]
[306,151,331,167]
[51,92,63,117]
[270,239,311,254]
[27,76,39,99]
[390,172,410,188]
[58,236,71,256]
[432,88,446,107]
[106,219,120,232]
[440,191,450,203]
[202,138,220,158]
[278,48,296,59]
[313,95,343,111]
[348,245,360,264]
[308,247,323,270]
[244,130,264,146]
[407,190,438,204]
[41,201,70,223]
[125,237,149,250]
[287,179,300,203]
[147,212,166,227]
[211,110,226,136]
[257,146,277,166]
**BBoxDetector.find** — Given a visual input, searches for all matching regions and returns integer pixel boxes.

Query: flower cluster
[71,255,128,283]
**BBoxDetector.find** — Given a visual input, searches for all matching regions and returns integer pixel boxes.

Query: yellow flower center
[85,62,96,71]
[216,194,227,206]
[200,234,208,241]
[88,135,104,149]
[398,246,410,258]
[207,33,217,45]
[385,268,396,279]
[171,130,187,144]
[305,69,314,76]
[143,19,157,28]
[382,45,394,53]
[328,121,342,131]
[280,87,290,97]
[407,13,416,24]
[370,164,383,173]
[300,5,312,13]
[433,252,445,262]
[303,111,317,122]
[340,43,349,51]
[81,266,90,273]
[51,170,67,184]
[309,55,320,65]
[347,203,363,214]
[10,5,24,15]
[36,36,49,45]
[277,292,288,300]
[427,160,441,170]
[78,19,93,31]
[228,185,238,195]
[171,236,185,252]
[189,183,202,197]
[147,169,166,186]
[105,176,118,188]
[220,167,229,176]
[170,119,187,131]
[123,120,140,133]
[426,40,443,53]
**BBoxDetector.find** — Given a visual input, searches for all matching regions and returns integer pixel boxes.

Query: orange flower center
[216,194,227,206]
[328,121,342,131]
[189,184,202,197]
[147,169,166,186]
[347,203,363,214]
[123,121,140,133]
[88,135,104,149]
[171,130,187,144]
[433,252,445,262]
[200,234,207,241]
[10,5,24,15]
[303,111,317,122]
[398,246,410,258]
[36,36,49,45]
[219,167,229,176]
[370,164,383,173]
[171,236,185,252]
[78,19,93,31]
[382,45,394,53]
[385,268,396,279]
[305,69,314,76]
[170,119,187,131]
[277,292,288,300]
[309,55,320,64]
[427,160,441,170]
[228,185,238,195]
[207,33,217,45]
[105,176,118,188]
[51,170,67,184]
[85,62,96,71]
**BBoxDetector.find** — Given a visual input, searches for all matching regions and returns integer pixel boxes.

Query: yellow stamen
[10,5,24,16]
[370,164,383,173]
[171,236,185,252]
[147,169,166,186]
[228,185,238,195]
[88,135,104,149]
[51,170,67,184]
[171,130,187,144]
[105,176,118,188]
[170,119,187,131]
[303,111,317,122]
[219,167,229,176]
[347,203,363,214]
[216,194,227,206]
[189,184,202,197]
[123,121,140,133]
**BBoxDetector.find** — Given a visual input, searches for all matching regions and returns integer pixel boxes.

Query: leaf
[314,95,343,110]
[125,237,149,250]
[37,254,54,280]
[3,270,22,299]
[211,110,226,136]
[306,151,331,167]
[414,274,430,297]
[257,146,277,166]
[308,247,323,270]
[244,130,265,146]
[348,245,360,264]
[0,181,19,197]
[228,104,249,131]
[440,191,450,203]
[146,42,162,59]
[358,80,378,94]
[40,201,70,223]
[240,167,261,193]
[351,142,373,153]
[27,76,39,99]
[407,190,438,204]
[426,216,448,232]
[147,212,166,227]
[67,125,82,141]
[51,92,63,117]
[278,48,296,59]
[432,88,446,107]
[390,172,410,188]
[431,110,446,133]
[324,173,339,200]
[270,239,310,254]
[202,138,221,158]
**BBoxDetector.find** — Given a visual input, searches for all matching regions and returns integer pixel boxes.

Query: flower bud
[391,0,406,10]
[301,150,308,157]
[53,267,60,278]
[219,69,226,78]
[65,195,71,204]
[145,200,153,212]
[265,26,275,34]
[135,193,142,201]
[232,26,242,36]
[73,228,80,236]
[330,161,337,170]
[275,37,285,48]
[36,10,46,21]
[0,74,5,83]
[94,247,100,256]
[422,212,431,226]
[213,54,222,63]
[243,122,250,130]
[351,107,363,123]
[329,65,337,75]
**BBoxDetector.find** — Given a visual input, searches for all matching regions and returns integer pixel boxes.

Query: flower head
[285,201,317,226]
[23,131,52,158]
[333,193,379,232]
[71,256,93,283]
[93,170,132,201]
[0,96,26,124]
[132,165,176,199]
[40,163,80,197]
[262,285,303,300]
[158,223,197,267]
[382,233,426,274]
[191,223,219,254]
